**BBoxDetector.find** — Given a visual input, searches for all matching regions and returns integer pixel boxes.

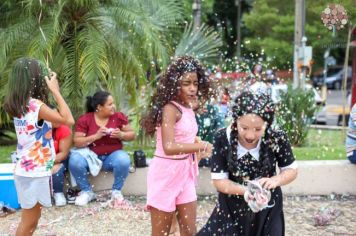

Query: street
[315,89,351,126]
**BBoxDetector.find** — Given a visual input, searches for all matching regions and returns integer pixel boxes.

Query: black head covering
[231,91,275,127]
[227,91,276,180]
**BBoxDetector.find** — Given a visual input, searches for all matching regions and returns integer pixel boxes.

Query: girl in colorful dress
[141,56,213,236]
[197,91,298,236]
[4,57,74,235]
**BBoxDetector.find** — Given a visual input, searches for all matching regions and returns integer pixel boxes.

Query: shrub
[275,84,318,146]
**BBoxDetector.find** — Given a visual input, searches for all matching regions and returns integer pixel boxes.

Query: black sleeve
[272,130,295,168]
[211,128,229,173]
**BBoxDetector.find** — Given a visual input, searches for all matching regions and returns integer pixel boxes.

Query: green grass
[293,129,345,160]
[0,143,156,164]
[0,145,16,163]
[0,129,346,163]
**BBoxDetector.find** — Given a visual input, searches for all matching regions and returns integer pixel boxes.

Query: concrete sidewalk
[89,160,356,195]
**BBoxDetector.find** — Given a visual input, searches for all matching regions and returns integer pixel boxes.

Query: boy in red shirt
[51,124,72,206]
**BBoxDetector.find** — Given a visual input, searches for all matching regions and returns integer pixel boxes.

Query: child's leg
[150,207,175,236]
[348,150,356,164]
[169,212,178,235]
[176,201,197,236]
[52,163,65,193]
[16,203,42,236]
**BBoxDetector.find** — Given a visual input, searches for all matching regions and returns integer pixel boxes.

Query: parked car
[312,66,352,90]
[314,93,351,126]
[314,105,350,126]
[312,67,341,88]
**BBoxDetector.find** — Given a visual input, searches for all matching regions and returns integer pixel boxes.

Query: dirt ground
[0,195,356,236]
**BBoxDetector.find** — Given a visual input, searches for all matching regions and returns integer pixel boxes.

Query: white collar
[226,123,261,161]
[237,140,261,161]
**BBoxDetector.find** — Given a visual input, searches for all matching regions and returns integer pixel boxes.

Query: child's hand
[195,138,213,158]
[200,142,213,158]
[258,177,279,190]
[45,70,60,93]
[195,152,202,162]
[204,142,213,157]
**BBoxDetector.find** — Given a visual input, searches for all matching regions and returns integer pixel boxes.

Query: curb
[310,125,347,130]
[88,160,356,195]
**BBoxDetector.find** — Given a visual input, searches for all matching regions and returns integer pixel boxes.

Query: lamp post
[193,0,201,29]
[235,0,242,58]
[296,36,312,90]
[341,24,355,135]
[293,0,305,88]
[321,49,330,101]
[300,36,307,89]
[350,25,356,106]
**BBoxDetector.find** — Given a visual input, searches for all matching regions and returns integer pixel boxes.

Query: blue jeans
[68,149,131,192]
[348,150,356,164]
[52,159,68,193]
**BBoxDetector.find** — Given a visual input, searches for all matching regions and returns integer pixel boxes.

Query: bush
[275,84,318,146]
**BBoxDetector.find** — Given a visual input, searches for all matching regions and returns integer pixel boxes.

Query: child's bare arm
[258,168,298,190]
[213,179,246,196]
[39,72,74,126]
[161,103,212,156]
[55,135,72,164]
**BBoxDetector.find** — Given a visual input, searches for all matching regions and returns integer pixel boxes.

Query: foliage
[243,0,356,69]
[174,23,223,64]
[0,0,184,121]
[275,84,319,146]
[206,0,254,59]
[0,0,223,133]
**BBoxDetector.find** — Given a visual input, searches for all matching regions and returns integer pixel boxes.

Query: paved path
[0,195,355,235]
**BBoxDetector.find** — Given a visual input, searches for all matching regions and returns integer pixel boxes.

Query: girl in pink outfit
[141,56,213,236]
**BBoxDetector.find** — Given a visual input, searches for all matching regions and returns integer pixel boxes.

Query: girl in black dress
[197,91,298,236]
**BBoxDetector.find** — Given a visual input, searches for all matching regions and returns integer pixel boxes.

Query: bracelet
[203,141,208,153]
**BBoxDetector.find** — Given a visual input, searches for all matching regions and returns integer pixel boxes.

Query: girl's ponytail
[86,96,95,113]
[85,91,111,113]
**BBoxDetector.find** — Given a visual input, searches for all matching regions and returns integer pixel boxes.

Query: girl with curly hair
[197,91,298,236]
[4,57,74,236]
[141,55,213,236]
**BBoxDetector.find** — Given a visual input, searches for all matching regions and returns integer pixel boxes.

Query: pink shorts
[146,157,197,212]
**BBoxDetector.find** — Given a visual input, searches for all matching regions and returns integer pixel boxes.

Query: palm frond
[0,18,37,71]
[79,24,110,87]
[61,30,84,118]
[174,23,223,64]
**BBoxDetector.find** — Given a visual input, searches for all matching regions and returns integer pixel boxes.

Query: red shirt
[53,125,72,154]
[75,112,129,155]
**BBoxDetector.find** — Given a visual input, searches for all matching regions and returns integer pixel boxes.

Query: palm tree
[0,0,182,115]
[0,0,222,127]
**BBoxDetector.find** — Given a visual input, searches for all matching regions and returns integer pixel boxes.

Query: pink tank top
[154,101,198,159]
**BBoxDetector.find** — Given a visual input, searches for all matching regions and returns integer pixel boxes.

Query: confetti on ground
[0,195,355,235]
